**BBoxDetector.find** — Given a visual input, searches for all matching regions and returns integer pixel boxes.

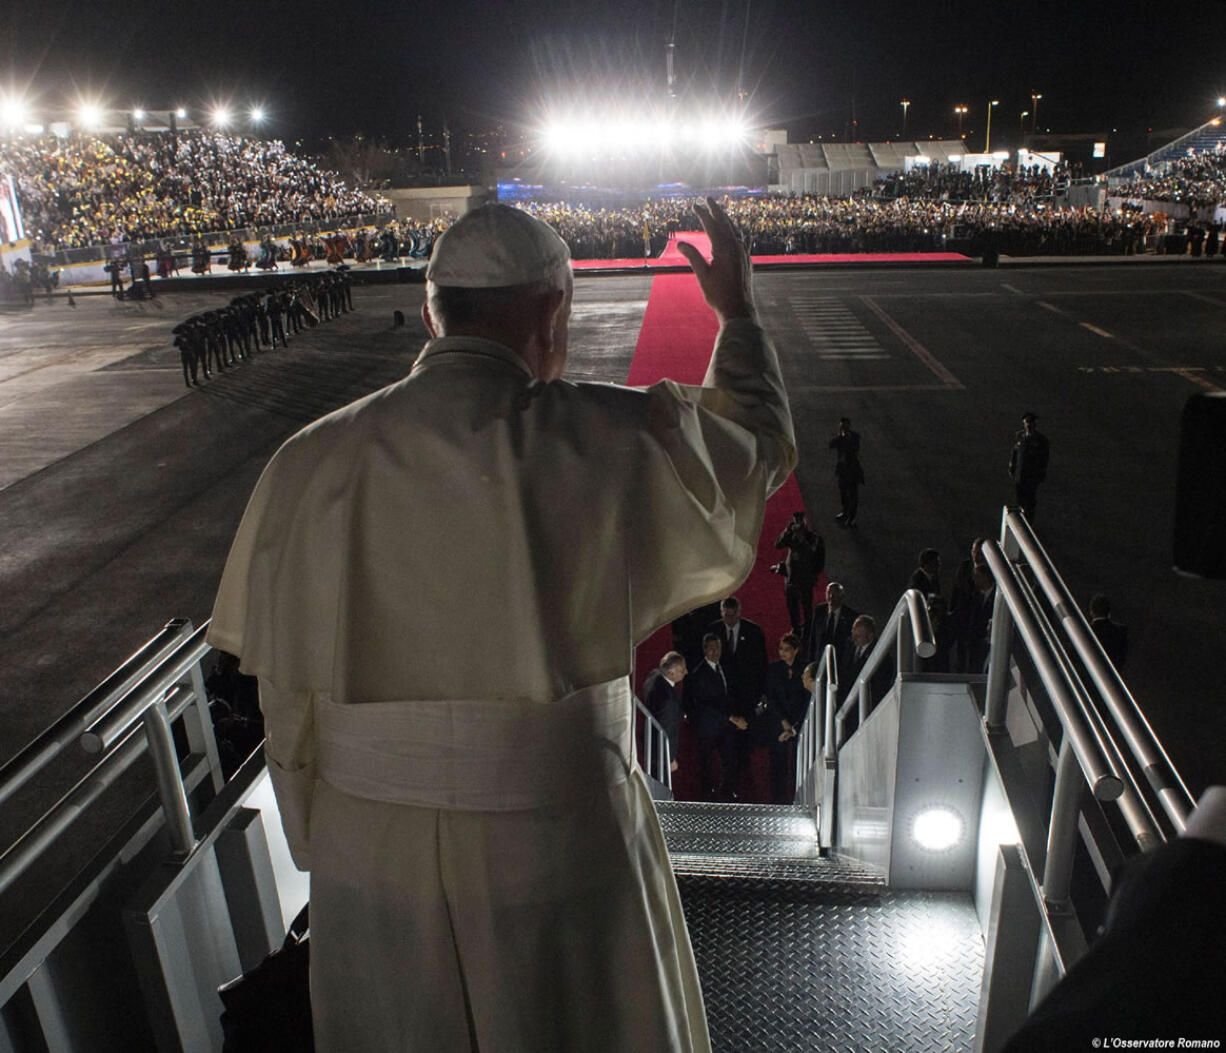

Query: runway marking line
[1181,291,1226,308]
[1000,283,1025,295]
[1035,300,1066,315]
[859,297,963,389]
[1079,323,1114,338]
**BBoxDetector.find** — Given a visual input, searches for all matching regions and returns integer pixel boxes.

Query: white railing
[634,696,673,793]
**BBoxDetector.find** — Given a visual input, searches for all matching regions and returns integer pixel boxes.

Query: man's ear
[532,287,566,351]
[421,300,438,338]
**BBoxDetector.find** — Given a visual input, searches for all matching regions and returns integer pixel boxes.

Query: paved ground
[1,260,1224,949]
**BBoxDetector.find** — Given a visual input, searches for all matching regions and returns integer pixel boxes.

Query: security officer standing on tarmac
[266,290,287,348]
[1009,411,1050,520]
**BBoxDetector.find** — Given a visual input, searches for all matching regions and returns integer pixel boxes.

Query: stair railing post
[1042,737,1082,911]
[985,512,1021,729]
[142,697,197,860]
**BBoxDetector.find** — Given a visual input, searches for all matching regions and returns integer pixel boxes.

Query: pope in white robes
[208,199,795,1052]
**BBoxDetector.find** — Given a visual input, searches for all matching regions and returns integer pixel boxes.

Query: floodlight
[175,107,187,119]
[132,108,146,121]
[1218,97,1225,108]
[250,106,265,124]
[211,106,232,128]
[77,103,104,130]
[911,806,964,852]
[1,96,27,128]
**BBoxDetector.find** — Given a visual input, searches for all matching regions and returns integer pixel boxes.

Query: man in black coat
[706,597,768,722]
[641,651,686,773]
[1009,411,1049,520]
[774,511,824,639]
[830,417,864,526]
[685,634,748,799]
[806,581,859,665]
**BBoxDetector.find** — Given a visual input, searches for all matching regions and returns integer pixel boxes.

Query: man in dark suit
[837,615,894,737]
[684,634,748,799]
[1009,411,1050,520]
[830,417,864,526]
[910,548,942,599]
[958,565,996,673]
[706,597,767,799]
[706,597,768,721]
[806,581,859,665]
[641,652,686,773]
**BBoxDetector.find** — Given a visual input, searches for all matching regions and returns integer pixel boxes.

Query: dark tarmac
[1,260,1224,948]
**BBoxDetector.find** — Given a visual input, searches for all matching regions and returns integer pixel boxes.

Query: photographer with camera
[773,510,825,639]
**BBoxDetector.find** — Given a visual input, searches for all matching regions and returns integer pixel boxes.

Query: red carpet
[625,237,822,802]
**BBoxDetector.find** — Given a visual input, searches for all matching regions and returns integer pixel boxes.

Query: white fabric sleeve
[257,678,316,872]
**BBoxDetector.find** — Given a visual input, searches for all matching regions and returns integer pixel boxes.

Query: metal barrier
[634,695,673,793]
[0,619,222,895]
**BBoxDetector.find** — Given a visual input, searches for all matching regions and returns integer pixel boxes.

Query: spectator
[641,651,686,772]
[910,548,943,599]
[806,580,859,665]
[757,633,809,803]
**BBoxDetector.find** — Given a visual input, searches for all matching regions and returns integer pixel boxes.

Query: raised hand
[675,197,756,323]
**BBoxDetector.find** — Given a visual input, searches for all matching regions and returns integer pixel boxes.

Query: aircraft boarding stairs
[0,509,1199,1052]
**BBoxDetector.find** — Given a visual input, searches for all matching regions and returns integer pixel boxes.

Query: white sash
[315,678,634,811]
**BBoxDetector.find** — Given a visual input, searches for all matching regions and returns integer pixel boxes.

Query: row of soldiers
[173,270,355,387]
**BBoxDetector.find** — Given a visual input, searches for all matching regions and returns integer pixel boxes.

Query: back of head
[424,204,572,342]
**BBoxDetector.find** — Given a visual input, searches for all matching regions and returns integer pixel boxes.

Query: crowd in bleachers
[0,131,388,250]
[867,162,1067,205]
[1110,148,1226,209]
[514,193,1163,257]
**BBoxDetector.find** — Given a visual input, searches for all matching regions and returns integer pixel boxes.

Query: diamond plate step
[655,800,885,887]
[677,880,984,1053]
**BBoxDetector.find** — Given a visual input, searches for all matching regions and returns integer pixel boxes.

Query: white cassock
[208,317,795,1052]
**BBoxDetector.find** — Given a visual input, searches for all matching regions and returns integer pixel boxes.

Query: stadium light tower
[1030,91,1042,135]
[954,105,967,139]
[984,99,999,153]
[900,99,910,138]
[1020,110,1029,144]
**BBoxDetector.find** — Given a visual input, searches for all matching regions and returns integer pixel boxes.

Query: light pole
[1020,110,1029,145]
[955,105,967,139]
[900,98,910,139]
[1031,91,1042,135]
[984,99,999,153]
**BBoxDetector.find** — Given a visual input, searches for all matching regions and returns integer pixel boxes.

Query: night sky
[3,0,1224,146]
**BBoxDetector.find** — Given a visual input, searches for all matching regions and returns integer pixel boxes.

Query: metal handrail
[0,673,209,895]
[833,589,936,744]
[0,620,193,809]
[794,644,837,798]
[633,696,673,792]
[1010,569,1162,851]
[981,541,1124,804]
[1003,510,1195,832]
